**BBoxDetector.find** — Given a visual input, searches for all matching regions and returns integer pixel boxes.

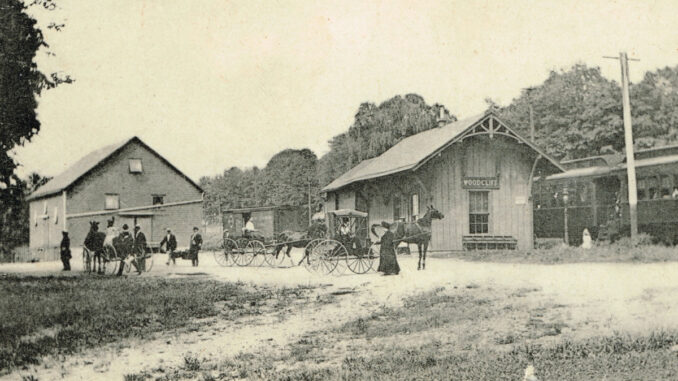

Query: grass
[126,285,678,380]
[0,274,311,373]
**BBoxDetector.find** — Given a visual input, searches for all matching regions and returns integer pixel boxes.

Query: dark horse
[371,205,444,270]
[84,220,106,274]
[273,221,327,266]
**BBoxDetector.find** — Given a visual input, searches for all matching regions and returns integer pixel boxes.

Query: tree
[0,0,69,255]
[495,64,623,160]
[630,65,678,148]
[260,149,320,214]
[318,94,454,186]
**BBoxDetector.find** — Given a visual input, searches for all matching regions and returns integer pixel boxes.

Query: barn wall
[67,202,202,249]
[28,193,65,258]
[67,141,202,215]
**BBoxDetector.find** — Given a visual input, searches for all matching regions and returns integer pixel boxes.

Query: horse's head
[89,221,100,232]
[106,216,115,228]
[426,205,445,220]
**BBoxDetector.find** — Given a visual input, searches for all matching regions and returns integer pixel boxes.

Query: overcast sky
[13,0,678,182]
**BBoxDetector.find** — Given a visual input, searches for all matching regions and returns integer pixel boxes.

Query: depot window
[469,191,489,234]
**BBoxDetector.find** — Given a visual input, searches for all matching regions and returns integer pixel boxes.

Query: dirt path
[4,250,678,380]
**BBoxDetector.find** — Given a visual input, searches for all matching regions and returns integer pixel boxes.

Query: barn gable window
[469,191,489,234]
[129,159,143,173]
[105,194,120,210]
[152,195,164,205]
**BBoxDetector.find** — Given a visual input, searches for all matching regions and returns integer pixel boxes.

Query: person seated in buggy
[242,214,256,238]
[339,217,363,254]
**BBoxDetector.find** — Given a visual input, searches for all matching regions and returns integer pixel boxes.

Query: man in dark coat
[160,228,177,265]
[133,225,147,273]
[189,227,203,267]
[115,224,133,276]
[377,221,400,275]
[60,231,71,271]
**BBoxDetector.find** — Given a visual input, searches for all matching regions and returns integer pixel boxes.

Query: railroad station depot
[322,111,564,252]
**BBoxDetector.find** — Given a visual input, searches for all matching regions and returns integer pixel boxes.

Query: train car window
[637,178,647,200]
[647,177,660,199]
[661,175,672,198]
[577,182,588,205]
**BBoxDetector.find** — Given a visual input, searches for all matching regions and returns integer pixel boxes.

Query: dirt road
[3,249,678,380]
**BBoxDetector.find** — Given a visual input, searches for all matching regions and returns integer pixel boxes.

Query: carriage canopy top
[328,209,368,218]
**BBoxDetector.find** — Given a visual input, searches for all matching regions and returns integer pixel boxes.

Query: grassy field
[126,286,678,381]
[0,274,311,374]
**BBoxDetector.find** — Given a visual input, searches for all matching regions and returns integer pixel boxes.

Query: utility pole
[605,52,640,239]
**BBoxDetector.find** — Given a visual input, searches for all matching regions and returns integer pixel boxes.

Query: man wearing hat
[189,226,203,267]
[160,228,177,265]
[60,230,71,271]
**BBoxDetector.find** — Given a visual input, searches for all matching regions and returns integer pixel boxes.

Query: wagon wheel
[215,238,237,266]
[367,243,380,272]
[310,240,343,275]
[301,238,322,268]
[132,246,152,273]
[248,240,267,267]
[103,245,119,275]
[347,247,373,274]
[267,241,289,268]
[233,239,254,266]
[235,237,249,253]
[82,247,93,273]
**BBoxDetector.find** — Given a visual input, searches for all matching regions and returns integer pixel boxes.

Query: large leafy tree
[318,94,453,186]
[630,65,678,148]
[1,0,68,255]
[496,64,623,160]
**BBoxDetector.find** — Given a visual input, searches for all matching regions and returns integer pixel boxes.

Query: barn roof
[322,111,564,193]
[27,136,203,201]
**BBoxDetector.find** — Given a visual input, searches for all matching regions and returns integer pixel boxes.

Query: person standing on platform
[60,231,71,271]
[189,227,203,267]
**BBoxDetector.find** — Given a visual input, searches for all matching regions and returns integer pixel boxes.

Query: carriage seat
[462,235,517,250]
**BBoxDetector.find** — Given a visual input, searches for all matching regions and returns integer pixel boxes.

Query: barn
[321,111,564,251]
[26,136,203,260]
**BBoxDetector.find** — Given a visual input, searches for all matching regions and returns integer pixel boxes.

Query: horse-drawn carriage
[82,219,154,275]
[304,209,380,275]
[213,209,326,268]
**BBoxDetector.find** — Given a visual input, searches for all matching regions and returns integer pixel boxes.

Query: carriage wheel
[235,237,249,252]
[133,246,152,273]
[310,240,342,275]
[301,239,321,269]
[82,247,92,273]
[233,239,254,266]
[215,238,237,266]
[103,246,119,275]
[347,246,374,274]
[248,240,267,267]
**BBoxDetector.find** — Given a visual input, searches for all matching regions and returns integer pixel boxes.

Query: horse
[84,220,106,274]
[371,205,444,270]
[273,221,327,266]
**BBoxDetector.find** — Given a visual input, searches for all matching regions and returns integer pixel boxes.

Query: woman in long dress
[377,222,400,275]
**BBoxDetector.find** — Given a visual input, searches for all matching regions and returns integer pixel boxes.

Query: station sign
[462,177,500,189]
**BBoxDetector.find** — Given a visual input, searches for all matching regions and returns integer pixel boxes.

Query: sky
[13,0,678,182]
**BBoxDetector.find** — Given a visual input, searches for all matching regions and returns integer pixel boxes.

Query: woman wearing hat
[377,221,400,275]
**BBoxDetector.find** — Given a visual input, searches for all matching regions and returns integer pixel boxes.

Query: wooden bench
[462,235,517,250]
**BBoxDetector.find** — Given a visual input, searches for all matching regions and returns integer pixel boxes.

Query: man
[189,227,203,267]
[242,215,255,238]
[131,225,147,274]
[160,228,177,265]
[339,217,362,254]
[60,231,71,271]
[116,224,133,276]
